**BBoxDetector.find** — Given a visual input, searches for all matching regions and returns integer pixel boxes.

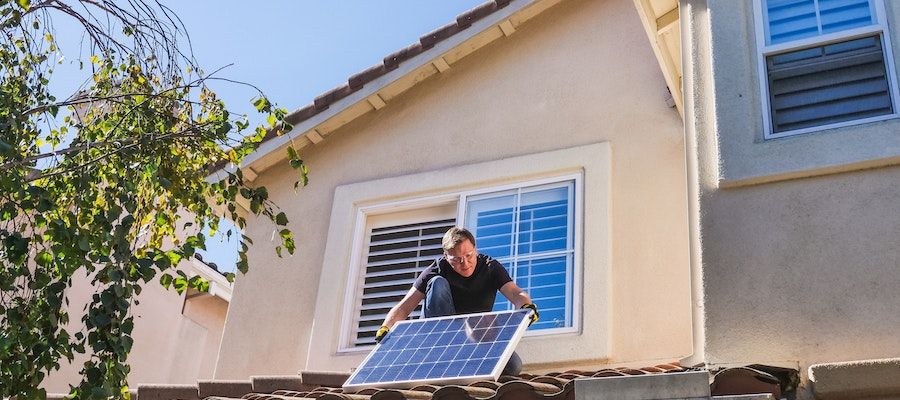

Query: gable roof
[208,0,563,181]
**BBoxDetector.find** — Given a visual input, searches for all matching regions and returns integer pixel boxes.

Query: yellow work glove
[521,303,539,326]
[374,325,390,343]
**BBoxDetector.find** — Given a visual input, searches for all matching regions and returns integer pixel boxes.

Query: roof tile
[314,84,353,112]
[456,2,501,29]
[184,363,795,400]
[383,43,425,71]
[418,23,461,51]
[348,65,388,90]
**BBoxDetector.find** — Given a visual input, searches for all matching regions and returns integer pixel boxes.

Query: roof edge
[207,0,564,180]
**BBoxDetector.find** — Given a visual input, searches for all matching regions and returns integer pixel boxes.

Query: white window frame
[753,0,900,139]
[337,173,583,353]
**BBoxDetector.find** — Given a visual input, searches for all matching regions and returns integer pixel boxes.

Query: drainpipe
[678,0,708,369]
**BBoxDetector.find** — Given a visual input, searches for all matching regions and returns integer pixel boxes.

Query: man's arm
[499,281,531,308]
[381,287,425,329]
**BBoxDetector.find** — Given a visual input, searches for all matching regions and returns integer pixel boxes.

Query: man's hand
[375,325,390,343]
[521,303,539,326]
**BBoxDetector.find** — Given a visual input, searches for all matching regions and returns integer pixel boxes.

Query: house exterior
[41,257,231,393]
[680,0,900,398]
[97,0,900,399]
[212,0,692,382]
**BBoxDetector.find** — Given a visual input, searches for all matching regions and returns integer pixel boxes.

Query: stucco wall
[41,266,228,393]
[215,0,690,378]
[683,0,900,395]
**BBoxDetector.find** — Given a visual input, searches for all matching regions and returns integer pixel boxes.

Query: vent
[354,218,456,346]
[767,35,893,133]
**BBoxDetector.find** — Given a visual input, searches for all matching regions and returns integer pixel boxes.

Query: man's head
[442,227,478,277]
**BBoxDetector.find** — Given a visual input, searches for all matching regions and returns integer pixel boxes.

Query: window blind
[354,218,456,346]
[767,35,892,133]
[766,0,874,44]
[466,184,574,331]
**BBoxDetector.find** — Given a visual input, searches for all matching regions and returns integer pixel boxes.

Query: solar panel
[343,309,532,390]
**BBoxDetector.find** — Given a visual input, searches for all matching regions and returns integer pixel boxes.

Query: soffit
[633,0,683,115]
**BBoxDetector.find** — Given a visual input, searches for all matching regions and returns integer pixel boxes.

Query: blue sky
[45,1,486,272]
[162,1,486,271]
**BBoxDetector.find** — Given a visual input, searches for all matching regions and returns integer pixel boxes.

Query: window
[351,206,457,347]
[463,181,575,332]
[346,175,581,348]
[755,0,900,138]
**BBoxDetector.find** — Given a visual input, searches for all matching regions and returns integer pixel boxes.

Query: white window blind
[464,181,575,331]
[764,0,874,45]
[353,218,456,346]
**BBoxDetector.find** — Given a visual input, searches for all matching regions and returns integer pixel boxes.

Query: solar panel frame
[342,309,533,390]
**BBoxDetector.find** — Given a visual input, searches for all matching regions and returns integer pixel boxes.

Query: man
[374,226,539,376]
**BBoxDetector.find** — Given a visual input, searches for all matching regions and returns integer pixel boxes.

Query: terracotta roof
[132,362,795,400]
[139,363,686,400]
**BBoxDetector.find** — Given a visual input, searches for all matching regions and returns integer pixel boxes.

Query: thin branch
[26,126,208,183]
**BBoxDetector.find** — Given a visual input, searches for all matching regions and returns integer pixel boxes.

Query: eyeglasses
[445,249,477,265]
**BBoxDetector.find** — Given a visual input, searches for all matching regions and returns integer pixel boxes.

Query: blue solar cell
[462,359,482,375]
[344,309,531,389]
[392,324,411,336]
[448,331,467,345]
[456,343,477,360]
[433,318,452,332]
[477,360,497,375]
[475,343,492,356]
[444,344,462,359]
[411,364,430,380]
[497,327,515,341]
[430,361,451,378]
[447,360,467,377]
[487,342,507,358]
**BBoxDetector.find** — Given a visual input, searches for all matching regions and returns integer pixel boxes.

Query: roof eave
[206,0,564,182]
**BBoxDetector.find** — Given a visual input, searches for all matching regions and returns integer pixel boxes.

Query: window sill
[718,115,900,188]
[337,326,583,355]
[764,114,900,141]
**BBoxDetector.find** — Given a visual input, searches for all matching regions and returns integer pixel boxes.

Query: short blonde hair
[442,226,476,251]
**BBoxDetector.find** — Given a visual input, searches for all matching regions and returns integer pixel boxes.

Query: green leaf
[91,313,111,328]
[155,213,168,227]
[252,97,271,112]
[236,259,249,274]
[17,0,30,10]
[159,274,173,289]
[275,212,288,226]
[35,251,52,266]
[78,236,90,252]
[173,277,188,294]
[165,250,182,266]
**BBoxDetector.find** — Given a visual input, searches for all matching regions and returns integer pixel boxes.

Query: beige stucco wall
[682,0,900,396]
[215,0,690,378]
[41,264,228,393]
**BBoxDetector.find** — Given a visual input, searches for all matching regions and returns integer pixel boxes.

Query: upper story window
[346,175,581,348]
[756,0,900,138]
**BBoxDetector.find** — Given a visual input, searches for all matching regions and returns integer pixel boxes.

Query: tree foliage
[0,1,306,398]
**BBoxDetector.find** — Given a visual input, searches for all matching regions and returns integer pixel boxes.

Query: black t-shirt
[412,253,512,314]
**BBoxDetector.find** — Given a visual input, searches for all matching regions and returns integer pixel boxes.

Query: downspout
[678,0,708,368]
